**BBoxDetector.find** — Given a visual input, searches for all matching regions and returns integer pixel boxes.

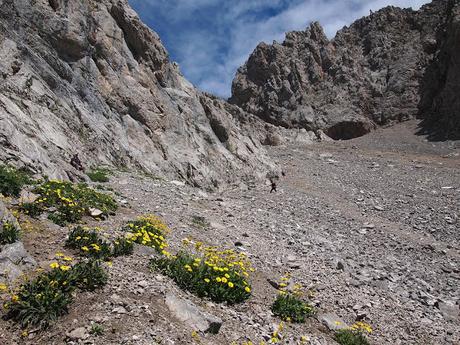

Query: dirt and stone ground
[0,120,459,345]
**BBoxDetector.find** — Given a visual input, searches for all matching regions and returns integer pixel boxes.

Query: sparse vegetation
[70,260,108,291]
[112,236,134,257]
[271,274,315,323]
[5,254,108,329]
[123,215,170,253]
[334,322,372,345]
[191,215,210,229]
[5,260,74,329]
[0,221,20,245]
[151,238,253,304]
[0,164,31,197]
[65,226,112,260]
[87,167,111,183]
[90,323,104,336]
[20,179,117,225]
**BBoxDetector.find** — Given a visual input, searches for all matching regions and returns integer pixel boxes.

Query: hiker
[270,180,277,193]
[70,153,84,171]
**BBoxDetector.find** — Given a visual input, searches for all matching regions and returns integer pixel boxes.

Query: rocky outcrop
[0,199,37,284]
[0,0,276,188]
[419,0,460,140]
[230,0,456,140]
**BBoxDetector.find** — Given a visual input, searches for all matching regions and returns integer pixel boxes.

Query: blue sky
[128,0,431,98]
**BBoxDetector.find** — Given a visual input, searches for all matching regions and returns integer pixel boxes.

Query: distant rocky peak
[230,0,459,140]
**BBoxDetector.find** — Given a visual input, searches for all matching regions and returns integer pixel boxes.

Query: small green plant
[5,264,74,329]
[87,167,110,183]
[123,215,170,253]
[151,239,253,304]
[0,221,20,245]
[334,322,372,345]
[20,179,117,225]
[271,294,314,323]
[5,254,109,329]
[0,165,31,197]
[90,323,104,336]
[191,215,210,229]
[112,237,134,257]
[70,260,108,291]
[65,226,112,260]
[271,274,315,323]
[19,202,42,217]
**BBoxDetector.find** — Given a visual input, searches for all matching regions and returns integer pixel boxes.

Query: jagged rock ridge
[0,0,276,187]
[230,0,460,140]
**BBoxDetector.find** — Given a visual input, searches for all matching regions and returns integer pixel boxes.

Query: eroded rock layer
[0,0,276,187]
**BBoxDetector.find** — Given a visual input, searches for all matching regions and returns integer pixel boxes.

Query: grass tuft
[87,168,111,183]
[0,221,20,245]
[0,165,31,197]
[20,179,117,225]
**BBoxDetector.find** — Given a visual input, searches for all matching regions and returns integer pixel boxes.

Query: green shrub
[65,226,112,260]
[70,260,108,291]
[151,240,253,304]
[21,179,117,225]
[19,202,42,217]
[87,168,110,183]
[90,323,104,336]
[191,215,210,229]
[112,237,134,257]
[5,266,73,329]
[271,293,314,323]
[0,221,20,245]
[123,215,170,253]
[0,165,31,197]
[334,329,370,345]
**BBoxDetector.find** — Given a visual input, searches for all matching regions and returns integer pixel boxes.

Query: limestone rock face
[0,0,276,187]
[419,0,460,140]
[230,0,456,139]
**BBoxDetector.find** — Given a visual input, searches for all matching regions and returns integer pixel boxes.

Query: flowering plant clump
[123,215,170,253]
[0,220,20,245]
[0,164,32,197]
[151,238,254,304]
[334,322,372,345]
[20,179,117,225]
[4,254,108,329]
[271,274,315,323]
[4,255,74,329]
[65,226,112,260]
[112,236,134,257]
[70,260,108,291]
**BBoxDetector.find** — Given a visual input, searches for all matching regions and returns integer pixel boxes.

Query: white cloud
[130,0,432,97]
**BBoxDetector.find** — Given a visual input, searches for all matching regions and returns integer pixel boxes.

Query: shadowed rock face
[0,0,276,187]
[230,0,458,140]
[419,0,460,140]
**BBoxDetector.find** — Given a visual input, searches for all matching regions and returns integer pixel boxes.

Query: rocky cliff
[230,0,459,140]
[419,0,460,139]
[0,0,276,187]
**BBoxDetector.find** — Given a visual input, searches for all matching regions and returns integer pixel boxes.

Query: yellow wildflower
[49,262,59,269]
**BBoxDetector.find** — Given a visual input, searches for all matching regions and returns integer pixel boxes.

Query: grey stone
[165,293,223,334]
[436,301,459,322]
[66,327,89,341]
[317,313,349,331]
